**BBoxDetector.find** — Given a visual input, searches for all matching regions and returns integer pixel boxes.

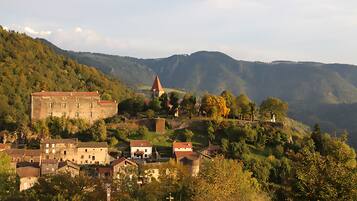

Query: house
[130,140,152,159]
[97,167,113,179]
[40,138,110,165]
[174,151,200,177]
[41,159,58,175]
[41,138,78,162]
[31,91,117,123]
[111,157,138,179]
[57,160,80,177]
[4,149,41,163]
[17,166,40,191]
[151,76,165,98]
[172,142,193,155]
[77,142,109,165]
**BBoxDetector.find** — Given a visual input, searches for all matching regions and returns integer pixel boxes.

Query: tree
[201,94,230,118]
[207,121,215,142]
[259,97,288,121]
[221,90,238,118]
[180,129,194,142]
[22,174,106,201]
[0,152,19,200]
[293,149,357,201]
[169,92,180,112]
[236,94,251,120]
[181,93,197,117]
[149,97,162,112]
[109,136,119,147]
[90,120,107,141]
[193,156,270,201]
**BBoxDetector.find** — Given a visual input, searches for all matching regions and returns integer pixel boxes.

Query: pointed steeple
[151,75,164,97]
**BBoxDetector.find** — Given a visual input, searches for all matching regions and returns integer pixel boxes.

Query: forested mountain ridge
[42,39,357,147]
[0,27,132,130]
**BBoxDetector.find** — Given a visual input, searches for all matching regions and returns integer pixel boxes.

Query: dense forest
[0,26,132,131]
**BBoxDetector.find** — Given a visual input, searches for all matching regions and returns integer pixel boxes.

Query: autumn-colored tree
[193,156,270,201]
[201,94,230,118]
[221,90,238,118]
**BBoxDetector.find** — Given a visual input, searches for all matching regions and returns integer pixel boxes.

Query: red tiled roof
[98,100,117,105]
[173,142,192,149]
[151,75,164,92]
[17,166,40,178]
[32,91,100,97]
[130,140,152,147]
[111,157,137,167]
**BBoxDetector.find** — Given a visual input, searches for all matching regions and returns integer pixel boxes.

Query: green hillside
[0,27,132,130]
[42,40,357,147]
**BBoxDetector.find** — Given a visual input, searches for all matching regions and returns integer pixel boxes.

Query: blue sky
[1,0,357,64]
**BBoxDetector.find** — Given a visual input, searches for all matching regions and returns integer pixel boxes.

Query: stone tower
[151,75,165,98]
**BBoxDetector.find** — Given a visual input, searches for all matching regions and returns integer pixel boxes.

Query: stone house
[41,138,78,162]
[174,151,200,176]
[40,139,109,165]
[130,140,152,159]
[57,160,80,177]
[111,157,138,179]
[17,166,40,191]
[41,159,58,175]
[31,91,118,123]
[77,142,109,165]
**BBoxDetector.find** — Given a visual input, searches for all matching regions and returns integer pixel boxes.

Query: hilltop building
[151,76,165,98]
[31,91,118,123]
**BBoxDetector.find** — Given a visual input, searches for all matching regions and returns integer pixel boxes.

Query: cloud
[24,26,52,36]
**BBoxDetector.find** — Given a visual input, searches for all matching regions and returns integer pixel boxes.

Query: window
[144,154,147,158]
[45,149,49,154]
[77,103,80,108]
[81,155,84,159]
[64,151,66,155]
[92,156,95,160]
[85,160,88,163]
[145,149,147,152]
[46,144,49,148]
[89,155,91,159]
[49,103,54,108]
[85,149,87,152]
[52,144,55,148]
[90,102,94,108]
[52,149,55,154]
[62,103,67,108]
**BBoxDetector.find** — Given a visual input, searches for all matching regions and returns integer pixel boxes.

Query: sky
[1,0,357,64]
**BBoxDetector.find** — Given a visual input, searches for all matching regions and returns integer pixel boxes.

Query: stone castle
[31,91,118,123]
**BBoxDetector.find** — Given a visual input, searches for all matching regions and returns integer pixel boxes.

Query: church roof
[151,75,164,92]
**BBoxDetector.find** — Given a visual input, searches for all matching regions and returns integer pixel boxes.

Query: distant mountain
[41,39,357,147]
[0,28,132,130]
